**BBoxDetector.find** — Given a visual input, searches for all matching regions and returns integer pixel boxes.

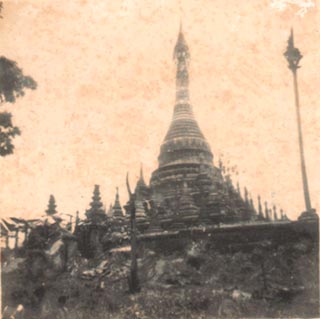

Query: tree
[0,112,20,156]
[0,2,37,156]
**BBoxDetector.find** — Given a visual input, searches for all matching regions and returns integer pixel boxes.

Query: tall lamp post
[284,29,317,221]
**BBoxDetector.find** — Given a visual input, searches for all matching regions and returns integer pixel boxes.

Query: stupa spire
[112,187,123,218]
[85,185,107,222]
[150,25,215,211]
[139,163,145,184]
[273,205,278,221]
[264,201,270,221]
[136,163,147,192]
[174,23,190,104]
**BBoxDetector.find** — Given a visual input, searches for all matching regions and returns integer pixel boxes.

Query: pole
[130,198,140,293]
[292,71,312,213]
[5,234,9,249]
[284,29,315,217]
[14,229,19,250]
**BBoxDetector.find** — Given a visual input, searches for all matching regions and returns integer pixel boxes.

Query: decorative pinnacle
[140,163,144,181]
[173,26,189,61]
[284,28,303,73]
[258,195,263,216]
[174,24,190,103]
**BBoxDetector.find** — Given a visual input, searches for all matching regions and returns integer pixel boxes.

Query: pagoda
[130,26,258,231]
[150,25,223,209]
[85,185,107,223]
[112,187,124,218]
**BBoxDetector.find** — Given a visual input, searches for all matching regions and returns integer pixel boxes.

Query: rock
[187,241,202,257]
[232,289,251,301]
[81,269,96,279]
[2,304,25,319]
[1,257,25,274]
[96,259,109,274]
[46,239,64,256]
[154,260,166,279]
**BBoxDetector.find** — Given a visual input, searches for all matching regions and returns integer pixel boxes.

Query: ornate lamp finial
[284,28,303,73]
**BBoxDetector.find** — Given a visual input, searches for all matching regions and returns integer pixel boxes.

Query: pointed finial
[75,211,80,228]
[179,18,183,34]
[258,195,263,217]
[140,163,144,181]
[264,201,270,220]
[280,208,284,220]
[126,172,133,197]
[273,205,278,221]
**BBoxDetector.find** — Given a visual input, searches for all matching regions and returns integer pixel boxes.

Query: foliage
[0,112,20,156]
[2,230,319,318]
[0,57,37,104]
[0,2,37,156]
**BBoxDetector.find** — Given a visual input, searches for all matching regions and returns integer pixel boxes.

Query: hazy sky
[1,0,319,221]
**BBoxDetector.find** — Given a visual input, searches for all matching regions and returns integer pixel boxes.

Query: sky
[0,0,319,221]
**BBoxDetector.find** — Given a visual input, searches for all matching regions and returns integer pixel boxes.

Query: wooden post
[24,224,29,243]
[14,229,19,250]
[5,234,9,249]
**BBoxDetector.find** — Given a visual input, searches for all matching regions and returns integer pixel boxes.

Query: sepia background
[0,0,319,220]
